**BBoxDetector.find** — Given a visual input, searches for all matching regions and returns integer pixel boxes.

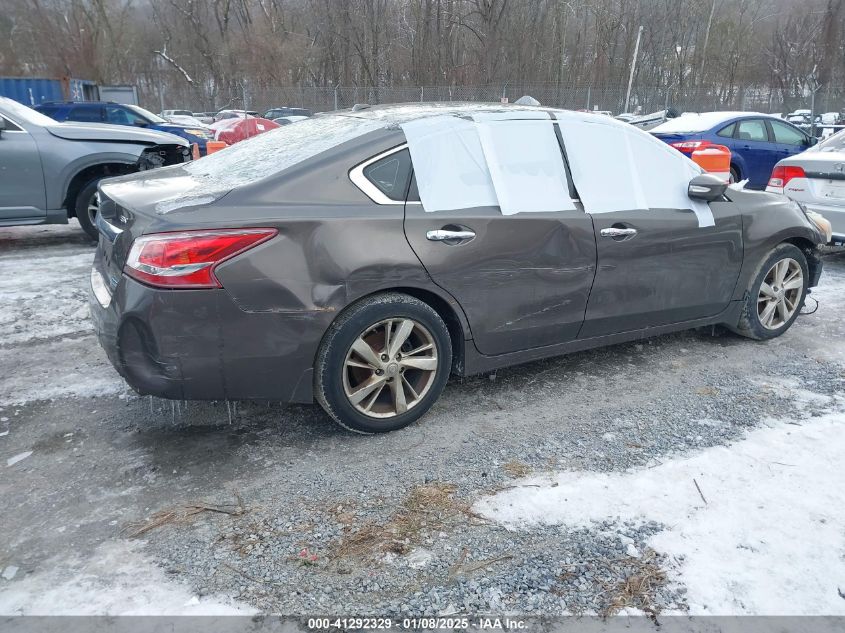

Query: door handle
[426,228,476,242]
[600,227,637,238]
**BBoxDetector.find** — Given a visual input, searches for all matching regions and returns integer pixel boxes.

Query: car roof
[329,101,591,126]
[651,111,774,134]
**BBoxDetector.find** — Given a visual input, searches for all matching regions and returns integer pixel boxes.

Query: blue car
[650,112,816,189]
[35,101,213,155]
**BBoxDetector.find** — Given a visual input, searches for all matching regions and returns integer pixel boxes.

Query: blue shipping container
[0,77,65,105]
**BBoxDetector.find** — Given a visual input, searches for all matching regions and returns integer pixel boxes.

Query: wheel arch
[63,162,136,216]
[783,236,823,287]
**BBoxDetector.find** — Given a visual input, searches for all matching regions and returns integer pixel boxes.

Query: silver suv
[0,97,190,240]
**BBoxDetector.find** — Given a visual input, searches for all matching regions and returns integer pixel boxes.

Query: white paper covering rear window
[400,115,498,212]
[475,119,576,215]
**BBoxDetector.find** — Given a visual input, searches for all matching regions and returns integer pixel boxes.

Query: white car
[766,129,845,243]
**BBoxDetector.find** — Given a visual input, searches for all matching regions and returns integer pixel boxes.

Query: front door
[581,202,743,338]
[733,118,777,187]
[0,118,46,221]
[404,179,597,356]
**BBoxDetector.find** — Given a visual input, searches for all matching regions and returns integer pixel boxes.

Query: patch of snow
[405,547,434,570]
[2,566,18,581]
[6,451,32,467]
[476,406,845,615]
[0,540,253,616]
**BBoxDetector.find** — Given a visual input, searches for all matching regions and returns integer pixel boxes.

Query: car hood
[47,122,189,146]
[99,164,229,217]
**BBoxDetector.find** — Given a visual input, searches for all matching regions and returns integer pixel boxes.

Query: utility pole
[624,26,643,114]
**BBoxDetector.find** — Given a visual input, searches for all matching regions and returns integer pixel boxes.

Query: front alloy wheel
[757,258,803,330]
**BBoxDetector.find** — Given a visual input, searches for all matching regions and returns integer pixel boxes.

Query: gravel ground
[2,222,844,616]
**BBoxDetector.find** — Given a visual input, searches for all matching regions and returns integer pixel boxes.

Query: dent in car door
[0,118,46,220]
[404,182,597,356]
[581,203,742,338]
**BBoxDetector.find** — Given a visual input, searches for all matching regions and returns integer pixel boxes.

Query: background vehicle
[160,109,193,118]
[272,115,308,126]
[262,107,312,120]
[161,114,209,128]
[35,101,214,155]
[89,104,825,434]
[767,129,845,243]
[651,112,815,188]
[213,109,259,122]
[0,96,189,240]
[209,116,279,144]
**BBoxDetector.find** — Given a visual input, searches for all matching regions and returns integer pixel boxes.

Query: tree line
[0,0,842,113]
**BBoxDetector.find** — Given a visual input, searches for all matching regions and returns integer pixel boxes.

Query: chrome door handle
[426,229,476,242]
[600,227,637,238]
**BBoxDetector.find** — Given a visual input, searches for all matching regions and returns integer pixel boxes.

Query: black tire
[315,293,452,434]
[74,179,101,241]
[729,165,740,183]
[731,243,809,340]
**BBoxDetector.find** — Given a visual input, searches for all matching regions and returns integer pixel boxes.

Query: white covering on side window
[474,119,575,215]
[554,112,714,228]
[400,115,498,212]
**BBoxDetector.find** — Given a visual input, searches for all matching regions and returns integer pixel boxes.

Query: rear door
[734,118,777,187]
[0,114,46,221]
[396,118,597,356]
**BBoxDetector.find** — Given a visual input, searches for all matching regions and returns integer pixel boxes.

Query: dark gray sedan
[89,104,827,433]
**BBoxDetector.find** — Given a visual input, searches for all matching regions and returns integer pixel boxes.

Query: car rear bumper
[89,263,321,404]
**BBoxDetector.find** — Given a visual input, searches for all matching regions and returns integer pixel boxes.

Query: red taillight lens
[124,228,277,288]
[768,165,806,189]
[670,140,711,152]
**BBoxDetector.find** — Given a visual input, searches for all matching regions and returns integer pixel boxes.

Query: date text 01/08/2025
[307,617,528,630]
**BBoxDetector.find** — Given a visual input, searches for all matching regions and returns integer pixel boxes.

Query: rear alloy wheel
[732,243,808,340]
[315,294,452,433]
[74,179,102,241]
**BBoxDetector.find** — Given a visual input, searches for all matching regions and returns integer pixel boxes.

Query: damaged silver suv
[0,96,190,240]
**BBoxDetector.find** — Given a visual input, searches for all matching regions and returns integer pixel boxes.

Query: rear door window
[68,105,104,122]
[717,123,736,138]
[736,119,769,142]
[769,120,806,146]
[363,148,413,201]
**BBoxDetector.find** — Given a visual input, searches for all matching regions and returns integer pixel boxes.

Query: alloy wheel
[342,318,438,418]
[757,258,803,330]
[87,192,100,227]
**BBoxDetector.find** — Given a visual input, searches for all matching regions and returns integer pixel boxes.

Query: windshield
[0,98,60,127]
[125,104,167,124]
[816,130,845,153]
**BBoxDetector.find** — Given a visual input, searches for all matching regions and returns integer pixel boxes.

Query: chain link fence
[136,73,845,117]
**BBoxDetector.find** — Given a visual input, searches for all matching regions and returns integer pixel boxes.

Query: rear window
[736,119,768,142]
[183,114,383,190]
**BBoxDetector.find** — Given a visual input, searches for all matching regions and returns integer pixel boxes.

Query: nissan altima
[89,104,828,433]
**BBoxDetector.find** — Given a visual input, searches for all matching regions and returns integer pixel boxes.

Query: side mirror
[688,173,728,201]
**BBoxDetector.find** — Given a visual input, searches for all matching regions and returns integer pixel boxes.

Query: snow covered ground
[0,540,252,615]
[477,397,845,615]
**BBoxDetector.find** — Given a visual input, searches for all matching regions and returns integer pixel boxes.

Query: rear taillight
[124,228,277,289]
[670,140,711,152]
[768,165,806,189]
